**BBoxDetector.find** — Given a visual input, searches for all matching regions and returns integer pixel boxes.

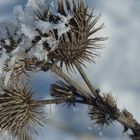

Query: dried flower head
[51,81,77,106]
[0,82,46,140]
[48,0,107,69]
[88,94,119,127]
[51,81,90,106]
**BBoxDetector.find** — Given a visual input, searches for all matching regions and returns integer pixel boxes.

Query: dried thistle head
[0,82,46,140]
[88,94,119,127]
[48,0,107,70]
[51,81,77,106]
[50,81,90,106]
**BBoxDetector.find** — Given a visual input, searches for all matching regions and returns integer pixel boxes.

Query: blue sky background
[0,0,140,140]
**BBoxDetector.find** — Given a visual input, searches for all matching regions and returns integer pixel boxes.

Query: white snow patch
[21,24,37,40]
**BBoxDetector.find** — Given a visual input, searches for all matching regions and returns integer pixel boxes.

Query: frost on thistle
[0,0,106,85]
[0,0,139,140]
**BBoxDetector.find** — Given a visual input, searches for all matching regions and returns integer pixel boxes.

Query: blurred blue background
[0,0,140,140]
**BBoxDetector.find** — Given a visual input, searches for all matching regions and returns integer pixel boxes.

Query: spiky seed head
[88,94,119,127]
[48,0,107,70]
[0,82,46,140]
[51,81,77,106]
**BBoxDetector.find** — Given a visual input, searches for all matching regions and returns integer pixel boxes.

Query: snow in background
[0,0,140,140]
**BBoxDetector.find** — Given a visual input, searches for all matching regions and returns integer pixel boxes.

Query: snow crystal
[0,0,74,85]
[72,106,79,113]
[0,48,9,75]
[5,39,10,46]
[26,0,48,19]
[35,20,52,34]
[33,38,48,61]
[3,55,17,86]
[55,22,70,37]
[88,126,93,131]
[13,5,24,21]
[57,13,72,24]
[46,36,58,51]
[50,0,55,8]
[27,0,46,9]
[54,13,72,36]
[4,71,12,86]
[21,24,37,40]
[4,21,18,39]
[99,131,103,136]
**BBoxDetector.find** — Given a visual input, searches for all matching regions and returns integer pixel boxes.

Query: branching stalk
[74,61,98,97]
[48,64,91,98]
[33,95,140,139]
[33,97,71,106]
[43,63,140,139]
[117,112,140,137]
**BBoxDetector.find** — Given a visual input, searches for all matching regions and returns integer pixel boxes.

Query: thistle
[88,94,119,127]
[48,0,107,69]
[18,0,106,97]
[46,0,107,97]
[0,82,46,140]
[51,81,88,106]
[0,0,139,140]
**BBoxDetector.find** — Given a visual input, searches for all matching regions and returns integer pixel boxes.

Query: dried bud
[51,81,82,106]
[0,82,46,140]
[88,94,119,127]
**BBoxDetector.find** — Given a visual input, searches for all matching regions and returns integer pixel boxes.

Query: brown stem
[34,96,140,138]
[33,97,70,106]
[42,63,140,139]
[32,97,90,106]
[33,93,140,139]
[74,61,98,97]
[48,64,91,98]
[117,111,140,137]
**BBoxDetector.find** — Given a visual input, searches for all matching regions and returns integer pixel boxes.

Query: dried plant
[0,82,47,140]
[0,0,140,140]
[88,93,119,126]
[48,0,107,69]
[47,0,107,98]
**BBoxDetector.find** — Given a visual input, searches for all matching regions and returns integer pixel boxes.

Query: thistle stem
[74,61,98,97]
[117,112,140,137]
[48,64,91,98]
[33,97,71,106]
[34,95,140,138]
[42,63,140,139]
[33,98,90,106]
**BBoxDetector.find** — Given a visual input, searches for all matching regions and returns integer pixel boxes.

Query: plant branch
[74,61,98,97]
[33,97,71,106]
[117,111,140,139]
[42,63,140,140]
[34,95,140,139]
[43,63,91,98]
[34,98,90,106]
